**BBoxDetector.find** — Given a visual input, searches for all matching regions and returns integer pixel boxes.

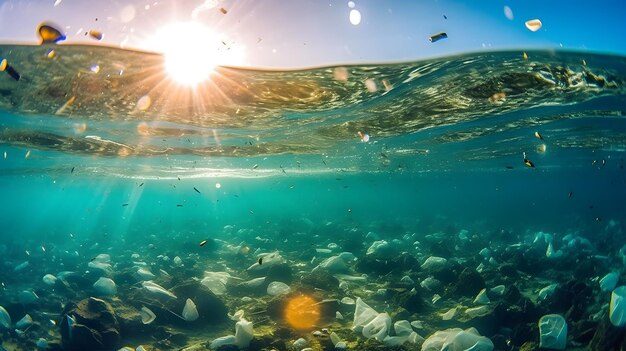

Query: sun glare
[152,22,233,86]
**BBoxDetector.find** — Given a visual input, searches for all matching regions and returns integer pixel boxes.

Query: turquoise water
[0,46,625,350]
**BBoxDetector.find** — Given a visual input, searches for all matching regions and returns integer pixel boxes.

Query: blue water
[0,46,625,350]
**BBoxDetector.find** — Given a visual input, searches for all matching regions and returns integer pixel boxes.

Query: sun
[152,22,230,86]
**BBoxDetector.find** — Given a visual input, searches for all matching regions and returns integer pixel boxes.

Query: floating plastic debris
[504,6,514,20]
[46,49,56,59]
[88,30,103,40]
[25,150,31,159]
[364,78,377,93]
[349,9,361,25]
[37,23,66,44]
[489,92,506,103]
[348,1,355,9]
[535,131,543,140]
[0,58,21,81]
[182,298,199,321]
[429,32,447,43]
[334,67,348,81]
[525,19,542,32]
[90,64,100,73]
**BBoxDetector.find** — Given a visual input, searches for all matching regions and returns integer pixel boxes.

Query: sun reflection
[284,295,320,330]
[146,21,245,87]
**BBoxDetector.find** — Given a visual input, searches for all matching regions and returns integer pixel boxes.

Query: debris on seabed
[525,19,542,32]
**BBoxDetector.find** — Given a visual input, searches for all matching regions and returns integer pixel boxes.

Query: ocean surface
[0,45,625,351]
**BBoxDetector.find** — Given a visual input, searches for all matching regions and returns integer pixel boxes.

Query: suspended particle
[46,49,56,59]
[349,9,361,25]
[219,7,228,14]
[523,52,528,60]
[90,64,100,73]
[215,183,221,189]
[503,6,514,20]
[137,95,151,111]
[25,150,31,159]
[358,131,370,142]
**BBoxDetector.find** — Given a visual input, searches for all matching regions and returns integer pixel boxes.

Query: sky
[0,0,625,68]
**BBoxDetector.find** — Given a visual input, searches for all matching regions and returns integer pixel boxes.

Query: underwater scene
[1,1,626,351]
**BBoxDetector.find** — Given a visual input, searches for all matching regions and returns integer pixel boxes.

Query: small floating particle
[592,160,597,165]
[348,209,352,213]
[137,95,151,111]
[602,159,606,167]
[568,192,573,198]
[88,30,103,40]
[534,131,543,140]
[505,166,514,169]
[357,131,370,142]
[41,245,46,252]
[219,7,228,14]
[71,166,75,173]
[138,182,144,187]
[582,59,586,66]
[56,96,76,115]
[25,150,31,159]
[504,6,514,20]
[429,32,447,43]
[382,79,392,91]
[122,203,129,207]
[349,9,361,25]
[193,187,201,194]
[348,1,355,9]
[37,23,66,44]
[523,52,528,60]
[90,64,100,74]
[525,19,542,32]
[177,204,183,207]
[3,151,6,159]
[199,240,207,247]
[252,164,259,169]
[215,183,221,189]
[73,122,87,134]
[443,15,447,20]
[46,49,56,59]
[537,144,546,153]
[524,159,535,168]
[54,0,62,6]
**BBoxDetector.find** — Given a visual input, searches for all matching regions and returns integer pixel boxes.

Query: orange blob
[284,295,320,330]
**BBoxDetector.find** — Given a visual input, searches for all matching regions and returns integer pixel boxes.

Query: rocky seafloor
[0,218,625,351]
